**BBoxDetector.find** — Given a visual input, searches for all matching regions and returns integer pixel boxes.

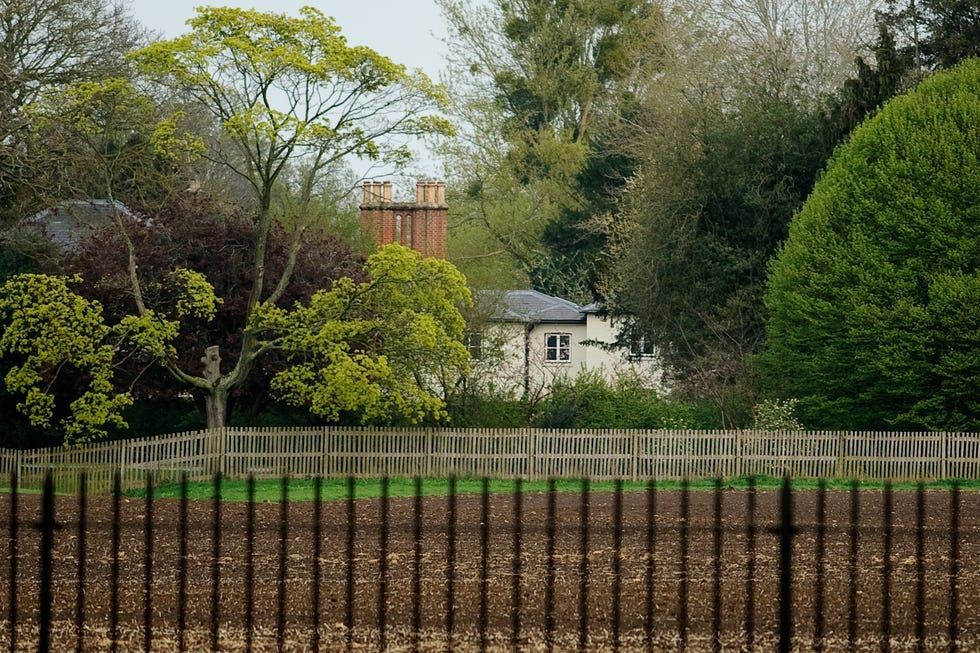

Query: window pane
[545,333,571,362]
[465,332,483,360]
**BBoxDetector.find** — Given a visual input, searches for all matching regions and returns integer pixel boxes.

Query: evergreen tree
[762,59,980,430]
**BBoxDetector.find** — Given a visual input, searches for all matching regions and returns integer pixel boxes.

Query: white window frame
[464,332,484,360]
[629,334,656,359]
[544,332,571,363]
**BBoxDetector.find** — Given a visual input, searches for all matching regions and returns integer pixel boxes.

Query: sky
[128,0,454,177]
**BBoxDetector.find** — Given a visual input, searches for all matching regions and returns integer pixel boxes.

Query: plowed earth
[0,487,977,651]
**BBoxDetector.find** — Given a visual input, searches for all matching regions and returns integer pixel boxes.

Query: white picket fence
[1,427,978,492]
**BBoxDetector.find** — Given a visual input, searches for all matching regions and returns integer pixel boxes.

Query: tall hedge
[762,59,980,431]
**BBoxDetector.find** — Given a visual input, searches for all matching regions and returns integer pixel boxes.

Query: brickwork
[360,180,447,258]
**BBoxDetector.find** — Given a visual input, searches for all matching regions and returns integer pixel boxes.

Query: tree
[761,59,980,431]
[27,77,203,214]
[121,6,450,428]
[882,0,980,71]
[0,242,470,444]
[437,0,662,297]
[0,0,147,221]
[708,0,882,101]
[820,22,916,145]
[262,244,472,424]
[591,0,887,425]
[0,274,133,444]
[65,194,365,420]
[603,89,832,425]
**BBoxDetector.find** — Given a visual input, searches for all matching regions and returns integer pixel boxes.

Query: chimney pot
[416,181,425,203]
[383,181,392,202]
[436,181,446,205]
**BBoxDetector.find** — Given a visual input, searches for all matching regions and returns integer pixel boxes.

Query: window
[544,332,571,362]
[464,332,484,360]
[629,334,656,359]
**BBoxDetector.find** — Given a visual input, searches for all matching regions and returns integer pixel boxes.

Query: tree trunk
[204,391,227,429]
[202,345,226,430]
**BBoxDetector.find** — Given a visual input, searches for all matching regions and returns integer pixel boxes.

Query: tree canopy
[0,274,132,445]
[761,59,980,431]
[65,194,364,413]
[883,0,980,71]
[437,0,662,299]
[263,244,472,424]
[0,0,146,221]
[123,6,452,428]
[0,241,470,444]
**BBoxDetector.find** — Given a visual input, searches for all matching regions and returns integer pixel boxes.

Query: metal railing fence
[1,471,976,652]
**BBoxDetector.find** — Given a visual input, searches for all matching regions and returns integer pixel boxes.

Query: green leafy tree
[121,6,450,428]
[882,0,980,71]
[0,274,134,444]
[27,78,203,212]
[64,194,364,423]
[605,93,832,425]
[761,59,980,431]
[259,244,472,424]
[820,23,916,145]
[0,0,147,221]
[437,0,662,297]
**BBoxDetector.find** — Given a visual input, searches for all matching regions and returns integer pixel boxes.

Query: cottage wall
[471,318,662,397]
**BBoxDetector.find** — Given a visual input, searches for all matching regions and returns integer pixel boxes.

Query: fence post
[209,429,222,476]
[631,430,639,482]
[319,427,327,478]
[941,431,948,480]
[735,430,743,478]
[836,431,846,478]
[528,428,537,481]
[425,428,434,478]
[118,438,129,491]
[224,427,231,477]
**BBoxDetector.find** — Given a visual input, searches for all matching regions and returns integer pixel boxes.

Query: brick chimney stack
[360,180,448,258]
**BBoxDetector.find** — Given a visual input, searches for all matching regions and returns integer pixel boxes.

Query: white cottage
[356,181,662,397]
[466,290,662,398]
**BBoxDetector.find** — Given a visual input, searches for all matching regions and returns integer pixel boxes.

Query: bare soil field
[0,487,977,651]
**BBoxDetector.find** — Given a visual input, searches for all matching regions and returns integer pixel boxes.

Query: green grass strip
[121,475,980,502]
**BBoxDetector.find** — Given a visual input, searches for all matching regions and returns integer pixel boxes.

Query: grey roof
[23,200,136,250]
[488,290,587,324]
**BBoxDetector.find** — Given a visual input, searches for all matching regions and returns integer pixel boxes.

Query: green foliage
[820,23,916,145]
[0,0,145,223]
[168,268,222,320]
[125,6,452,429]
[27,78,203,211]
[607,92,832,425]
[132,5,450,213]
[445,389,533,428]
[0,242,41,281]
[262,244,472,425]
[437,0,661,294]
[0,274,132,444]
[119,399,205,439]
[882,0,980,70]
[762,59,980,430]
[533,372,713,430]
